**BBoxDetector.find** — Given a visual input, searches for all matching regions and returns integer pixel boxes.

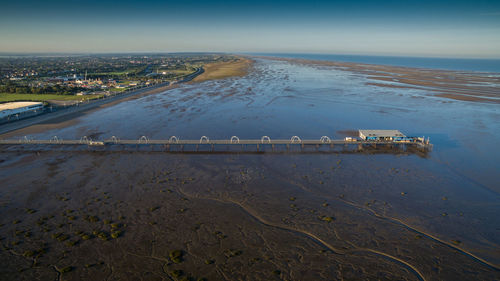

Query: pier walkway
[0,135,432,153]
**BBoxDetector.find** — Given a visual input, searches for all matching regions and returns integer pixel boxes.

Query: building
[359,130,406,141]
[0,102,44,120]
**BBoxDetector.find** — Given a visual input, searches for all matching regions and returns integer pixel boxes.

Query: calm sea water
[250,53,500,73]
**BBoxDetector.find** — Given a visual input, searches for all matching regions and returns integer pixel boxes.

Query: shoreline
[3,54,497,139]
[251,55,500,104]
[0,57,254,138]
[0,83,175,137]
[191,57,253,83]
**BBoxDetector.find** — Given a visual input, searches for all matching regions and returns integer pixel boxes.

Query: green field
[109,87,127,92]
[90,67,145,76]
[158,69,193,75]
[0,93,103,103]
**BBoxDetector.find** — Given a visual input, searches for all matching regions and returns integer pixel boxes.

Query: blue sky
[1,0,500,58]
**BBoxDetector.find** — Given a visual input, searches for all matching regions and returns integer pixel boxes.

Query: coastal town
[0,54,241,123]
[0,54,232,101]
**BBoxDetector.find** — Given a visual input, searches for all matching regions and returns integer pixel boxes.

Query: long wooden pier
[0,135,432,153]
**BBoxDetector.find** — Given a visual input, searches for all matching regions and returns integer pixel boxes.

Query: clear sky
[1,0,500,58]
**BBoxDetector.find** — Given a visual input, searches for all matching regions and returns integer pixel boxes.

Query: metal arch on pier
[109,136,120,144]
[261,136,271,144]
[21,136,33,143]
[50,136,62,144]
[320,136,331,143]
[80,136,91,144]
[230,136,240,144]
[138,136,149,144]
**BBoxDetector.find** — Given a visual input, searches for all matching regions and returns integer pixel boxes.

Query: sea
[249,53,500,73]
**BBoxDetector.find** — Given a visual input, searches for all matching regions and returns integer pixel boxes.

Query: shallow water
[25,58,500,192]
[252,53,500,72]
[1,58,499,280]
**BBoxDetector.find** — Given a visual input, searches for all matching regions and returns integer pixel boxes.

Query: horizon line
[1,51,500,60]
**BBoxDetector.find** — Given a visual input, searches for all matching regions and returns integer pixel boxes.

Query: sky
[1,0,500,58]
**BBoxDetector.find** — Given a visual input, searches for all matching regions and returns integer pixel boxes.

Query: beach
[257,56,500,104]
[1,56,499,281]
[0,58,254,139]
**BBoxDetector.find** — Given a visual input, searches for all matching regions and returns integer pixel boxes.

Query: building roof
[359,130,406,137]
[0,102,43,111]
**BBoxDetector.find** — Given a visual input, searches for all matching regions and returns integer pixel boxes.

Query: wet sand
[0,84,177,138]
[255,56,500,103]
[0,152,498,281]
[0,57,253,139]
[192,58,253,83]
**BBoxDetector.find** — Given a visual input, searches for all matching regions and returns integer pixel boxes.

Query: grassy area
[193,58,252,82]
[0,93,103,103]
[109,88,127,92]
[90,67,145,76]
[158,69,193,75]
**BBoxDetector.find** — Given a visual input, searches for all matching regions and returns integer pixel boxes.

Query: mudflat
[261,56,500,103]
[1,152,498,281]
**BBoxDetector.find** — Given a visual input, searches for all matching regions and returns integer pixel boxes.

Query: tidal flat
[0,58,499,280]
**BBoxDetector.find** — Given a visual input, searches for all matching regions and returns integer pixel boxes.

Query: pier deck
[0,136,433,153]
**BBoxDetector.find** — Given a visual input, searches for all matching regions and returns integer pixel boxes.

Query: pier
[0,135,432,153]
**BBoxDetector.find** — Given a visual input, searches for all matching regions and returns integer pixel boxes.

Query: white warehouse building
[0,102,44,119]
[359,130,406,141]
